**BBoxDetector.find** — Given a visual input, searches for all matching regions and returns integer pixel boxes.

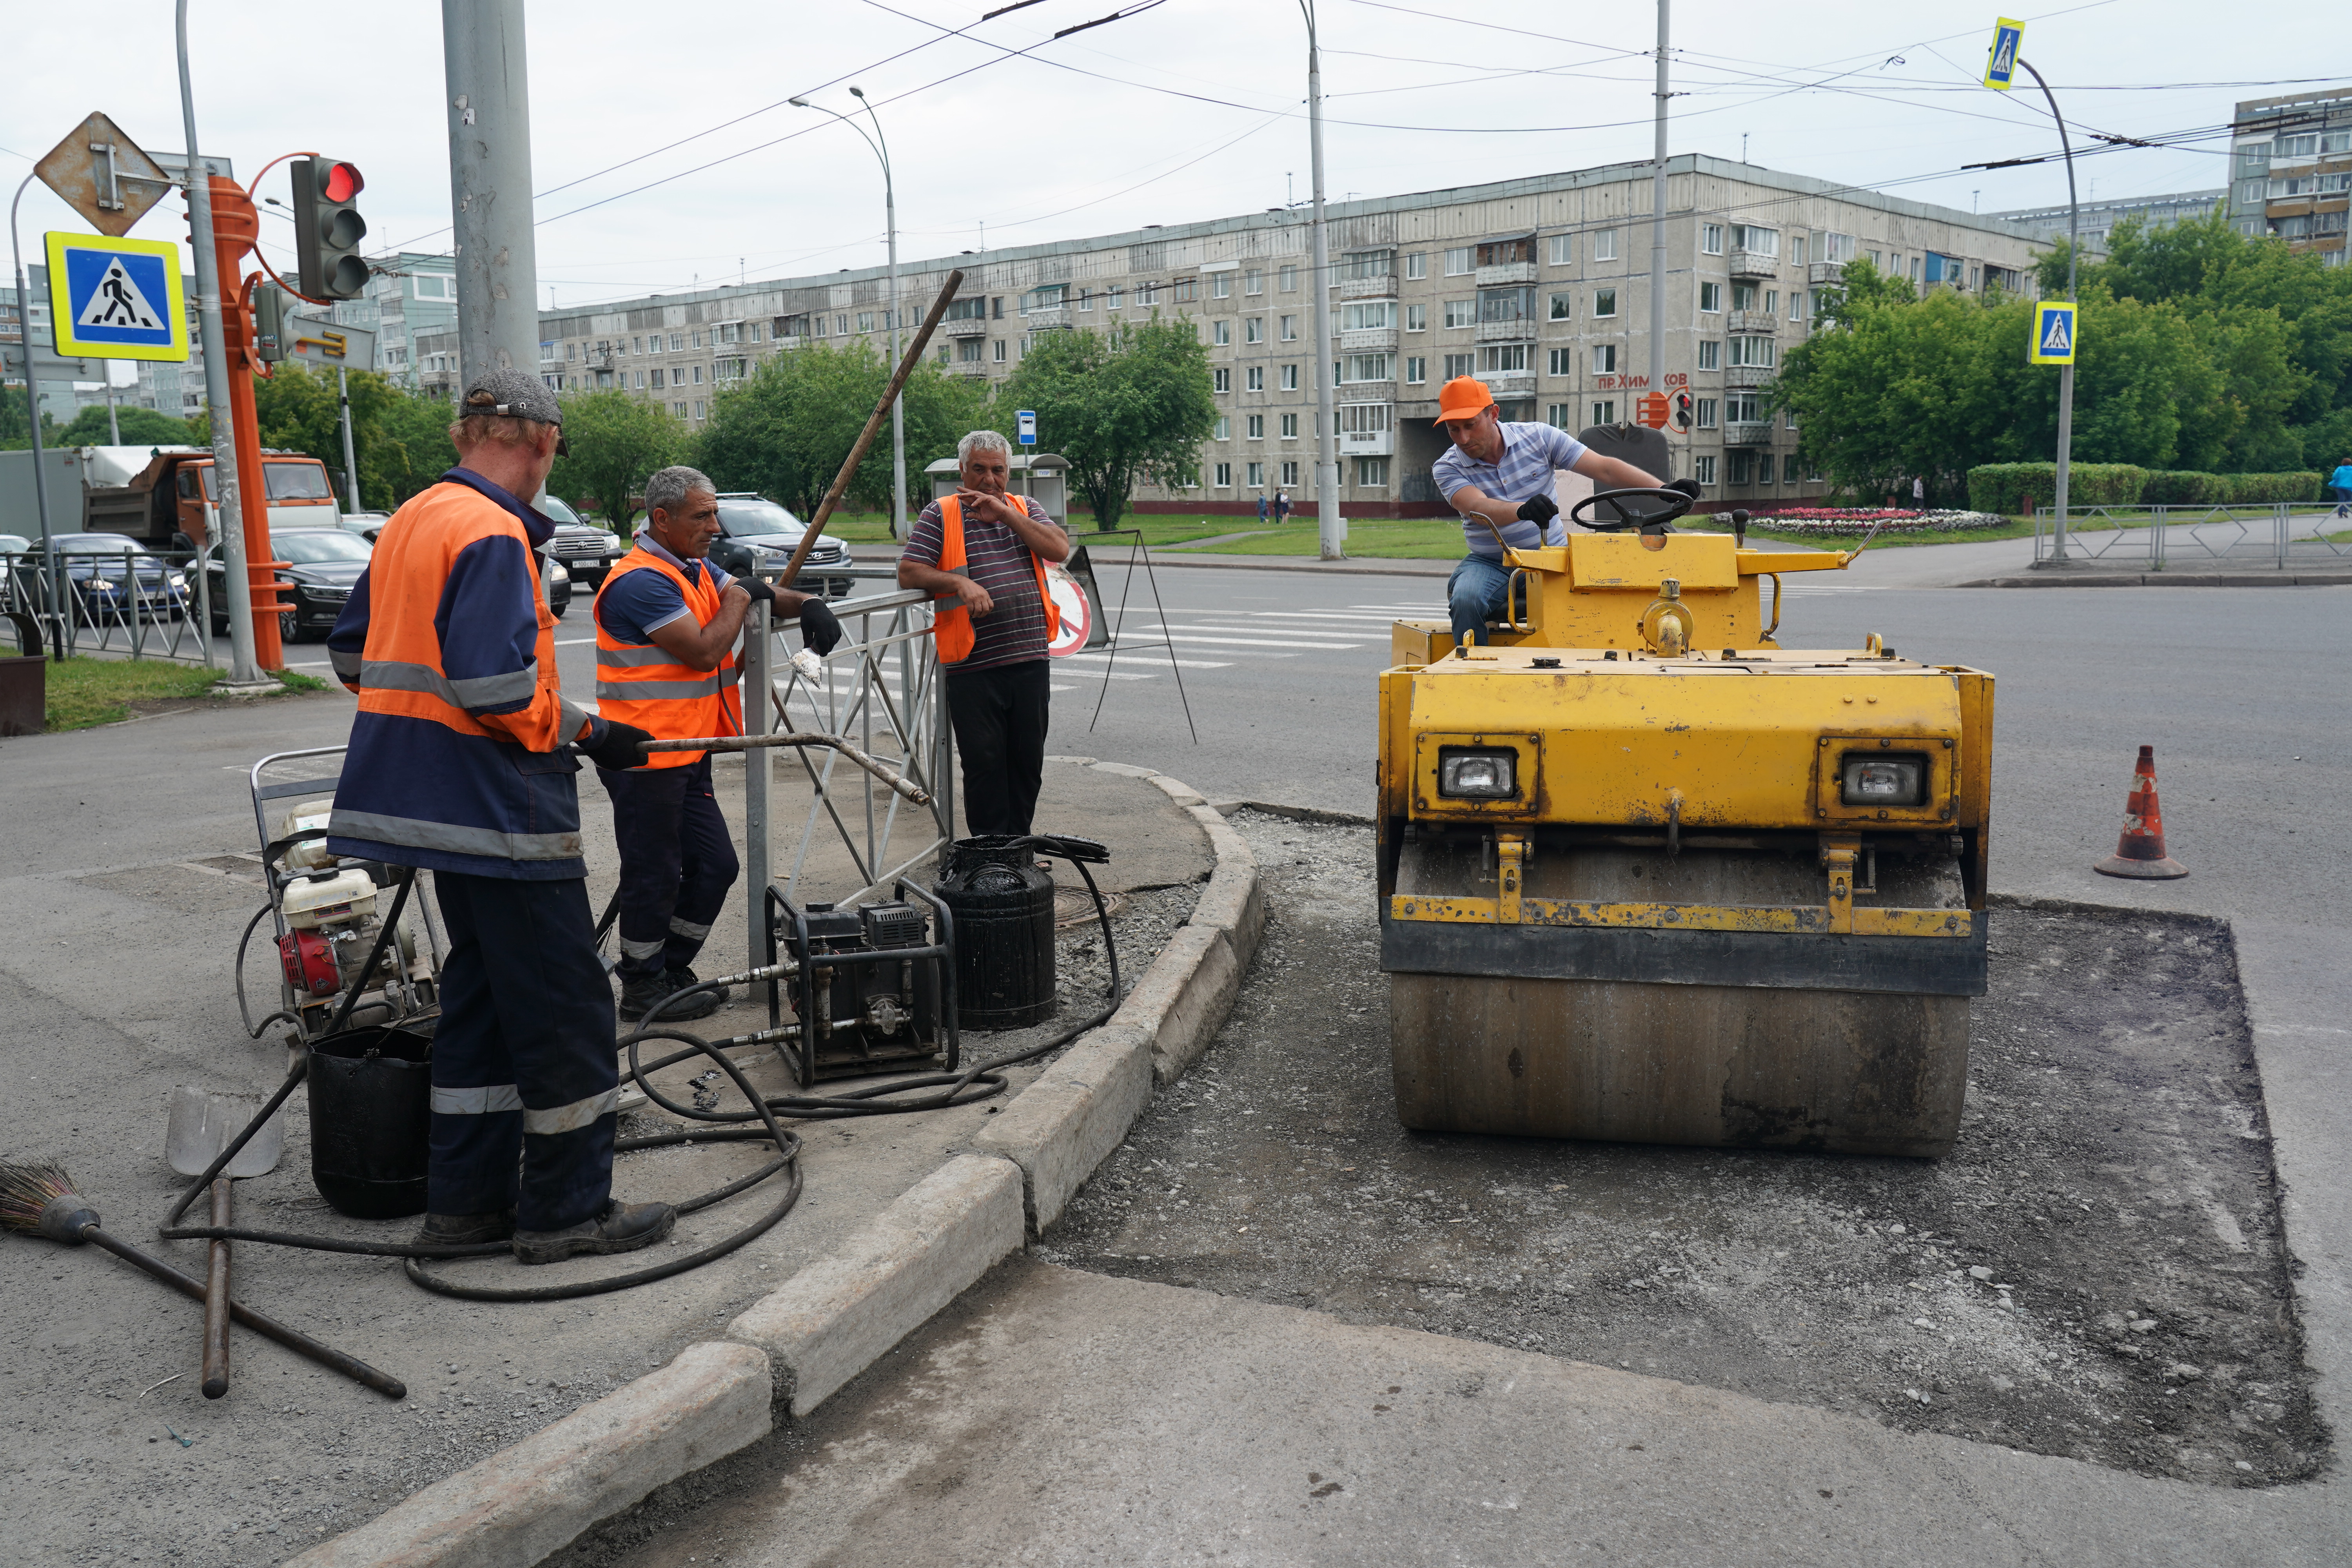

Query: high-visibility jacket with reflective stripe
[591,546,742,768]
[932,495,1060,664]
[323,469,594,880]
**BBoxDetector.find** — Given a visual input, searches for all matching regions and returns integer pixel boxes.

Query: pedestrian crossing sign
[2030,301,2077,365]
[46,231,187,362]
[1984,18,2025,91]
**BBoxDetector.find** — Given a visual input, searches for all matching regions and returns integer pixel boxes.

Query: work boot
[666,965,730,1006]
[512,1199,677,1265]
[618,969,718,1023]
[413,1208,515,1247]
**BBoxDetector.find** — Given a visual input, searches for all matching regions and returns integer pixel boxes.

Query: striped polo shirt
[903,492,1056,672]
[1432,421,1590,559]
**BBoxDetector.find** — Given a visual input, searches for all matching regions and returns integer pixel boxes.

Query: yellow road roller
[1377,486,1992,1158]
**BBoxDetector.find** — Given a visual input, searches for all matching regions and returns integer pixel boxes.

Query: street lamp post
[2017,57,2080,562]
[794,92,906,543]
[1301,0,1342,562]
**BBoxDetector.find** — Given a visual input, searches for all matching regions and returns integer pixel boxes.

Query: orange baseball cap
[1434,376,1495,426]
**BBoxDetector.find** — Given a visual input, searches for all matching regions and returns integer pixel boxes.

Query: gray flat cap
[461,367,562,427]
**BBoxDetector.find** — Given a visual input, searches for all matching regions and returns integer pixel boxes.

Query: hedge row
[1967,463,2325,514]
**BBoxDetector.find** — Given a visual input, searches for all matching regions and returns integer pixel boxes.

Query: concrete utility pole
[337,365,360,510]
[2018,57,2079,561]
[443,0,542,391]
[1648,0,1671,471]
[8,176,66,662]
[178,0,263,685]
[1303,0,1342,561]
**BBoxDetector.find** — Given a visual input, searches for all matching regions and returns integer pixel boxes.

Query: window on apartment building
[1443,352,1475,378]
[1727,392,1762,422]
[1730,282,1758,312]
[1443,247,1473,275]
[1785,408,1799,429]
[1547,347,1573,375]
[1764,289,1779,315]
[1784,454,1802,484]
[2325,131,2352,155]
[1405,356,1426,383]
[1281,364,1299,391]
[1728,225,1778,256]
[1075,289,1093,312]
[1107,286,1124,310]
[957,338,983,363]
[1546,234,1573,266]
[1281,461,1301,487]
[1405,303,1427,331]
[650,368,666,388]
[944,297,987,323]
[936,345,951,365]
[1910,256,1922,282]
[1864,249,1882,269]
[1281,315,1299,341]
[1244,269,1263,294]
[1755,454,1775,487]
[1212,273,1230,298]
[993,339,1007,362]
[693,400,705,419]
[1343,353,1394,382]
[1136,283,1158,308]
[1591,400,1616,424]
[2237,142,2270,172]
[1279,265,1299,291]
[1247,367,1265,391]
[1281,412,1299,439]
[1790,234,1808,265]
[1824,234,1856,263]
[1475,238,1535,267]
[1478,286,1535,323]
[2275,133,2319,159]
[1247,414,1265,439]
[1545,403,1576,429]
[1702,224,1724,255]
[1481,343,1528,372]
[688,365,702,383]
[1354,457,1390,487]
[1343,301,1395,331]
[1593,343,1617,373]
[1245,317,1263,344]
[1697,340,1720,371]
[1693,454,1717,486]
[719,323,739,344]
[1214,462,1233,486]
[1214,320,1231,346]
[1593,229,1619,262]
[1247,461,1266,488]
[566,343,576,361]
[1214,368,1231,393]
[633,370,644,388]
[675,401,689,416]
[1699,281,1722,313]
[1695,397,1719,429]
[1405,252,1428,279]
[1214,416,1231,440]
[1548,291,1574,321]
[1593,287,1617,318]
[1443,299,1475,328]
[1790,290,1804,320]
[1728,450,1754,485]
[1174,278,1198,302]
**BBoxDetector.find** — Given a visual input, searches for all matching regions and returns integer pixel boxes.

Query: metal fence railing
[0,544,216,665]
[2032,503,2352,569]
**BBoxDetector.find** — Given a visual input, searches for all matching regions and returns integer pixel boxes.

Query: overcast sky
[2,0,2334,316]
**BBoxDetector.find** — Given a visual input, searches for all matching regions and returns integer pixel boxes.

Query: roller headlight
[1841,753,1925,806]
[1438,748,1518,800]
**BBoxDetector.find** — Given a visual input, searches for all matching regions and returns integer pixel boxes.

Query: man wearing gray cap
[325,369,677,1266]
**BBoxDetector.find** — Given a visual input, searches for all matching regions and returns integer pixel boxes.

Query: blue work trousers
[1447,554,1523,648]
[598,754,741,980]
[428,872,617,1230]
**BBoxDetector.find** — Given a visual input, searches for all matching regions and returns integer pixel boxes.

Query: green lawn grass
[42,657,323,731]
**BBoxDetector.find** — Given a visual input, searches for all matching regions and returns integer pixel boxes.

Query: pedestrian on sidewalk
[1912,475,1926,507]
[1274,490,1292,523]
[1257,493,1270,523]
[899,430,1069,836]
[2328,456,2352,518]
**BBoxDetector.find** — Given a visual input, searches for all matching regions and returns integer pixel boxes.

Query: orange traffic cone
[2094,745,2188,880]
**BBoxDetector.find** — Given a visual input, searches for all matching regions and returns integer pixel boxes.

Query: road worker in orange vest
[593,465,842,1022]
[897,429,1070,836]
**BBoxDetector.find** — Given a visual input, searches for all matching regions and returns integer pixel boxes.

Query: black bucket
[306,1026,432,1219]
[935,836,1056,1029]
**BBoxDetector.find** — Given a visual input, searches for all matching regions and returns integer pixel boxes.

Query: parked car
[0,534,28,604]
[13,532,191,622]
[705,493,856,598]
[541,495,624,586]
[339,510,394,543]
[191,526,570,643]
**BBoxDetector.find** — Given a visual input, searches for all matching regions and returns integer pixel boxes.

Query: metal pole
[851,89,907,544]
[1304,0,1342,561]
[105,373,120,444]
[1648,0,1671,474]
[178,0,263,684]
[2020,58,2077,562]
[8,177,63,662]
[336,365,359,510]
[443,0,542,385]
[742,600,771,972]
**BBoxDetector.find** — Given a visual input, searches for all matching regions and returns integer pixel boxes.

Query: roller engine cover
[279,930,341,996]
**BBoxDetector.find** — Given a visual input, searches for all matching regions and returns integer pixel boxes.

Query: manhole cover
[1054,886,1123,929]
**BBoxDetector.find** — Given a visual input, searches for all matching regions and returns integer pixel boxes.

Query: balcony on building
[1722,421,1772,446]
[1472,235,1537,289]
[1333,273,1398,302]
[1339,429,1395,457]
[1724,365,1773,390]
[1475,370,1536,397]
[1474,317,1535,344]
[1725,310,1777,335]
[1338,327,1399,353]
[1727,247,1778,280]
[942,316,989,338]
[1021,306,1072,330]
[1474,261,1537,287]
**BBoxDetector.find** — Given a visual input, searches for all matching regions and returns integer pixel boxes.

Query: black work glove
[583,718,655,771]
[798,597,842,656]
[1666,477,1703,499]
[1515,493,1559,526]
[732,572,776,605]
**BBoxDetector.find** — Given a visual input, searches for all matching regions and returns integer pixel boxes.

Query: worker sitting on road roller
[1430,376,1684,647]
[593,465,841,1023]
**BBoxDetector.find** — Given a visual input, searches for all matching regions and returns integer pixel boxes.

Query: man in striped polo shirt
[1430,377,1684,648]
[899,430,1071,836]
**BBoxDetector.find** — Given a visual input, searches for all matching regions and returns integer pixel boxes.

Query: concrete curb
[283,1342,771,1568]
[297,759,1258,1566]
[1962,572,2352,587]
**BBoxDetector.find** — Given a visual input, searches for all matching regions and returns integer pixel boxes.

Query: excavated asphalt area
[1046,811,2326,1489]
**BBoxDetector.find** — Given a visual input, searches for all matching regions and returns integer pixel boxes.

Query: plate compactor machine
[1378,475,1992,1158]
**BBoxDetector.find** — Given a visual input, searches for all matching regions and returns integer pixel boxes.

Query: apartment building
[1989,189,2224,256]
[332,252,459,386]
[521,154,2044,514]
[2227,87,2352,263]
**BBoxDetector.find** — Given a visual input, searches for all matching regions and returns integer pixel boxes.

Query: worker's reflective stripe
[361,657,540,711]
[558,697,592,743]
[620,934,666,960]
[328,808,584,862]
[595,644,678,668]
[668,915,711,940]
[330,646,363,682]
[1386,893,1975,938]
[523,1087,619,1136]
[594,669,739,701]
[431,1083,524,1115]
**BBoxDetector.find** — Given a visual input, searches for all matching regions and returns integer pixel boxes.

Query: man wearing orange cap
[1429,377,1686,647]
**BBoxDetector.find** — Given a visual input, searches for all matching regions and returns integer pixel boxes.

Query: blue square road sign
[46,232,187,362]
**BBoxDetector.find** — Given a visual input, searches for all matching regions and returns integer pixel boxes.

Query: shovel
[165,1087,285,1399]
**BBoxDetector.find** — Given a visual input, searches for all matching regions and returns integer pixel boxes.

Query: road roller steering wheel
[1570,486,1696,534]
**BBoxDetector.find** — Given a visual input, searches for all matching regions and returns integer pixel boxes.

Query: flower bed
[1725,506,2007,537]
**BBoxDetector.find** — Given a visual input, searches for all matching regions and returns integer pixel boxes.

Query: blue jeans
[1447,554,1518,648]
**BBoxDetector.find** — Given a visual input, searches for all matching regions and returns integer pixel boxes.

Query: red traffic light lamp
[291,158,369,300]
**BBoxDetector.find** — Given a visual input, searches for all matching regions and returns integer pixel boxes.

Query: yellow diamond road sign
[47,232,189,362]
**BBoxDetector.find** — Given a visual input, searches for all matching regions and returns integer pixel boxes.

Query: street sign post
[33,113,175,238]
[45,232,188,362]
[1983,18,2025,91]
[2030,301,2077,365]
[1017,409,1037,446]
[285,317,378,511]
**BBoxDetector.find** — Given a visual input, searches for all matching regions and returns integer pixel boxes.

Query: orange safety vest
[931,494,1060,664]
[592,546,743,768]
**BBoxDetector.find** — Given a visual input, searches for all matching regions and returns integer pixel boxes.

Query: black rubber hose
[232,903,304,1042]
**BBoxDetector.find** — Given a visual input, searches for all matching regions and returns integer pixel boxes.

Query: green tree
[44,403,199,448]
[993,314,1216,527]
[546,389,688,532]
[374,392,461,507]
[247,363,412,508]
[695,341,987,521]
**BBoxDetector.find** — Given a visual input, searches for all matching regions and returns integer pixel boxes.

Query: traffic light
[252,282,286,363]
[291,157,369,299]
[1673,390,1693,432]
